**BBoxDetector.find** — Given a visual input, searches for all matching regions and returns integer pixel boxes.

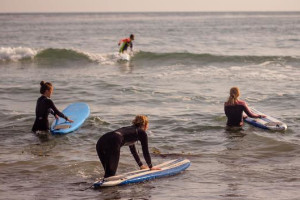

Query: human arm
[139,130,161,170]
[242,101,265,118]
[48,99,73,122]
[118,39,123,46]
[129,41,133,51]
[129,144,143,168]
[118,38,129,46]
[138,130,152,168]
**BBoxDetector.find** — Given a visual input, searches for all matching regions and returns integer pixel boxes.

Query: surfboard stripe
[120,161,190,185]
[104,158,184,182]
[244,107,287,131]
[94,158,190,188]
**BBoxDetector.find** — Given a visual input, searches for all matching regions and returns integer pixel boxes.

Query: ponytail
[227,87,240,105]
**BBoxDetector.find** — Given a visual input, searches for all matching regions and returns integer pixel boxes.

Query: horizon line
[1,10,300,14]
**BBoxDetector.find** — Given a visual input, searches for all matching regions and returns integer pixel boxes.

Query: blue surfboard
[93,158,190,188]
[50,102,90,134]
[244,107,287,131]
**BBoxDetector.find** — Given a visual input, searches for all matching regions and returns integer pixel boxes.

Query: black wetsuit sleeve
[129,145,143,167]
[48,99,67,120]
[138,130,152,168]
[49,109,55,116]
[243,103,260,118]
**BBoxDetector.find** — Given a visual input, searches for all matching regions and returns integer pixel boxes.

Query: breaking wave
[1,47,299,67]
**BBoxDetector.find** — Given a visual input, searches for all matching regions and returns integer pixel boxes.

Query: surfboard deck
[50,102,90,134]
[244,107,287,131]
[93,158,190,188]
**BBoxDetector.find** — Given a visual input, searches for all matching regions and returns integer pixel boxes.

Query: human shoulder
[124,38,131,42]
[138,128,147,135]
[38,95,51,103]
[132,126,146,135]
[236,99,247,106]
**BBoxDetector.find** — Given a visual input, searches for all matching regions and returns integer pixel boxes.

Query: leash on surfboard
[80,184,95,191]
[80,177,105,190]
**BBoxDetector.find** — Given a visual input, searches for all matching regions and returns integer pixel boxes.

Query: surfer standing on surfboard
[224,87,265,127]
[32,81,73,133]
[118,34,134,53]
[96,115,161,178]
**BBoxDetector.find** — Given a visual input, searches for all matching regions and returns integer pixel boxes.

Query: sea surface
[0,12,300,200]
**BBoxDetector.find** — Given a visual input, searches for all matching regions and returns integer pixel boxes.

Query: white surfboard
[244,107,287,131]
[93,158,190,188]
[118,52,131,61]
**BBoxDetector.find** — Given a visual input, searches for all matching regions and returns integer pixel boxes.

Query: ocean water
[0,12,300,199]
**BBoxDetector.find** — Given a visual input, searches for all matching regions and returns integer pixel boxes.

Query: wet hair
[227,87,240,105]
[130,34,134,40]
[40,81,53,94]
[132,115,148,128]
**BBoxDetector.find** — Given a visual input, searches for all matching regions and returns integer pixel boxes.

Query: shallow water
[0,12,300,199]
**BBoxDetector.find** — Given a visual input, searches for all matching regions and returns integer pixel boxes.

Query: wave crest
[0,47,37,61]
[1,47,298,67]
[133,51,299,65]
[34,48,92,65]
[0,47,113,65]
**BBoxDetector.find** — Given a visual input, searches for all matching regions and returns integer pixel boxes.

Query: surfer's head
[130,34,134,40]
[227,87,240,105]
[40,81,53,97]
[132,115,148,131]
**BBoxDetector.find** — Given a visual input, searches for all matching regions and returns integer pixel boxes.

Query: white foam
[84,49,139,65]
[0,47,37,61]
[0,46,138,65]
[84,51,125,65]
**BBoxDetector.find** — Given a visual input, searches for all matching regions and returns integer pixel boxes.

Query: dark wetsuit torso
[96,125,152,178]
[32,95,67,132]
[224,100,260,127]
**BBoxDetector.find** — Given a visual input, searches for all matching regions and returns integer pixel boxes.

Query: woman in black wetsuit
[32,81,73,133]
[224,87,265,127]
[96,115,161,178]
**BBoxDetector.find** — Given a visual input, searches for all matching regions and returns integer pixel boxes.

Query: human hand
[260,115,266,118]
[140,165,149,170]
[55,114,59,119]
[150,166,161,170]
[67,118,74,123]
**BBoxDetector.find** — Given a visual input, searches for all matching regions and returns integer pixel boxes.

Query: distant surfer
[96,115,161,178]
[32,81,73,133]
[118,34,134,54]
[224,87,265,127]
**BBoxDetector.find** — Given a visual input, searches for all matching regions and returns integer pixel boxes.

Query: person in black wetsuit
[224,87,265,127]
[32,81,73,133]
[96,115,161,178]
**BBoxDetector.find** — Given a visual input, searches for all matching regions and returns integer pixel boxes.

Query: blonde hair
[227,87,240,105]
[132,115,148,128]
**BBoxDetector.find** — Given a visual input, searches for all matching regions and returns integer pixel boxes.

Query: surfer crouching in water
[224,87,265,128]
[32,81,73,133]
[118,34,134,53]
[96,115,161,178]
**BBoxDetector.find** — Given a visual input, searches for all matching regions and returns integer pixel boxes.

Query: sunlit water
[0,12,300,199]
